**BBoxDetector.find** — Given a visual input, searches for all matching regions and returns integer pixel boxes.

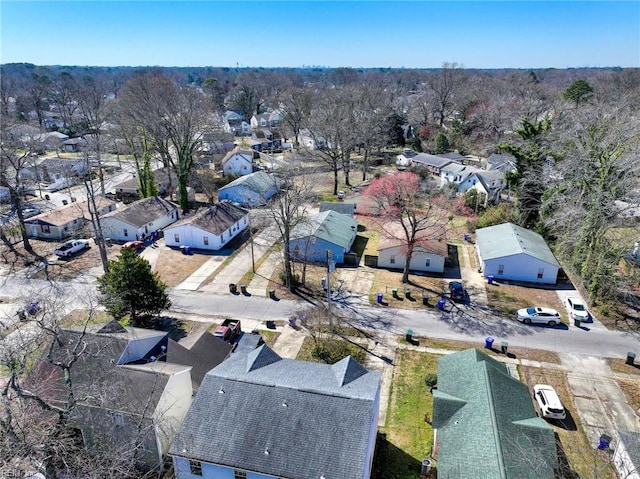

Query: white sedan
[516,307,561,326]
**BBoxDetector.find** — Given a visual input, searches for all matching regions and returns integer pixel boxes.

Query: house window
[390,256,395,265]
[112,413,124,427]
[189,460,203,476]
[123,229,128,237]
[174,234,180,243]
[425,258,431,267]
[41,225,50,233]
[537,268,544,279]
[498,264,504,275]
[234,470,247,479]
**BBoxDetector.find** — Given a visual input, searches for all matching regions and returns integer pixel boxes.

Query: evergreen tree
[97,248,171,328]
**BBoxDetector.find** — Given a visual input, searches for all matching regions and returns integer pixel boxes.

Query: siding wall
[482,253,558,284]
[377,246,445,273]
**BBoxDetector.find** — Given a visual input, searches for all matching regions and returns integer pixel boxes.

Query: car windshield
[526,307,536,315]
[573,303,585,311]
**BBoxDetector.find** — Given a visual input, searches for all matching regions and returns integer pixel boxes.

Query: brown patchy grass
[617,378,640,414]
[486,282,568,321]
[402,337,561,364]
[609,357,640,376]
[370,267,444,309]
[520,366,613,479]
[154,247,213,288]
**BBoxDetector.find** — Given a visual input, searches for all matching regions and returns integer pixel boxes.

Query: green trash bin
[626,352,636,365]
[405,288,411,299]
[422,294,429,305]
[405,329,413,342]
[392,288,399,298]
[501,341,508,354]
[574,317,582,327]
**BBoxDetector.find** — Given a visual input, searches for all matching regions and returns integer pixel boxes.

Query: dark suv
[449,281,465,302]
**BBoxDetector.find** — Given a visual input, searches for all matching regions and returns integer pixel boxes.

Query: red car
[122,240,144,251]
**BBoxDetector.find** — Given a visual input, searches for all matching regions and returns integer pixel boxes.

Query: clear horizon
[1,1,639,69]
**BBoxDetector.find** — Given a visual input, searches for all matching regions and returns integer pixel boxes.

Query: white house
[221,147,254,177]
[475,223,560,284]
[289,210,358,264]
[25,197,117,240]
[250,110,282,130]
[164,202,249,251]
[99,196,179,242]
[613,430,640,479]
[169,345,380,479]
[217,170,279,207]
[377,223,448,273]
[457,170,506,205]
[440,163,480,188]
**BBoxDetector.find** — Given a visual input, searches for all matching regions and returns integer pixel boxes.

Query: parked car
[533,384,566,420]
[337,190,346,200]
[565,297,591,322]
[516,307,561,326]
[448,281,465,302]
[122,240,144,251]
[54,239,90,258]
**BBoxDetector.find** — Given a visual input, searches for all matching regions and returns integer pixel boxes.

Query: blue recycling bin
[27,301,40,315]
[487,275,494,284]
[377,293,383,304]
[485,337,495,349]
[464,233,470,241]
[598,434,612,450]
[183,246,191,255]
[437,298,446,310]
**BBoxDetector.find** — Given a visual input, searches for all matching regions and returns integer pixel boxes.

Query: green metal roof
[290,210,358,250]
[432,349,557,479]
[475,223,560,267]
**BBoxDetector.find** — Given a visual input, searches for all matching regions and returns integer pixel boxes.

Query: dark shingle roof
[170,346,380,479]
[102,196,178,228]
[319,201,356,216]
[166,202,248,235]
[411,153,458,168]
[432,349,557,479]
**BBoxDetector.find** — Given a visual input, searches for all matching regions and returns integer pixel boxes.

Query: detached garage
[475,223,560,285]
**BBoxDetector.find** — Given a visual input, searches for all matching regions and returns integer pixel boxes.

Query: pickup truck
[213,319,241,342]
[54,239,91,258]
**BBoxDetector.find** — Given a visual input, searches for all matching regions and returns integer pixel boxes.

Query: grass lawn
[296,336,367,364]
[154,247,214,287]
[520,366,614,479]
[608,357,640,376]
[486,282,568,321]
[375,349,439,479]
[370,267,444,310]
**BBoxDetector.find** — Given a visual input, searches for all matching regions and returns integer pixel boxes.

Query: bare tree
[278,86,314,146]
[427,62,466,128]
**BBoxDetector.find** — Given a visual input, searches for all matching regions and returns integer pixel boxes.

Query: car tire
[547,321,557,326]
[523,318,531,324]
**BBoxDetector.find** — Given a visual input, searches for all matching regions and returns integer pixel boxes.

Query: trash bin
[574,317,582,327]
[487,275,494,285]
[27,301,39,315]
[183,246,191,255]
[321,277,327,290]
[626,352,636,365]
[405,288,411,299]
[485,337,495,349]
[268,289,276,299]
[229,283,237,294]
[463,233,470,242]
[62,199,68,205]
[240,284,247,294]
[377,293,384,304]
[501,341,508,354]
[44,194,50,200]
[289,317,296,327]
[392,288,399,298]
[405,329,413,342]
[422,293,429,305]
[437,298,446,311]
[598,434,612,450]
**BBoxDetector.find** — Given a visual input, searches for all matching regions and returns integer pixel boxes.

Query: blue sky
[1,1,638,68]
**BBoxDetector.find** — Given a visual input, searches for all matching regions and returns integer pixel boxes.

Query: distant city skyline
[1,1,638,69]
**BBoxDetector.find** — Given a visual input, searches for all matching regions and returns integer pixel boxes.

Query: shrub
[424,373,438,387]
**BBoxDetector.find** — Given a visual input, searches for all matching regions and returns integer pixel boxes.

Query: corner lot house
[475,222,560,284]
[25,197,117,240]
[377,223,447,273]
[217,170,279,207]
[432,349,557,479]
[221,147,254,177]
[27,322,194,470]
[169,345,381,479]
[100,196,179,242]
[289,210,358,263]
[164,202,249,251]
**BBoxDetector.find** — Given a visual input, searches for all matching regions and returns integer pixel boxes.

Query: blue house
[289,210,358,264]
[169,345,381,479]
[217,171,280,207]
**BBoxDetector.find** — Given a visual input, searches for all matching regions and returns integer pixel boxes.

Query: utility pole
[249,217,255,273]
[326,249,332,309]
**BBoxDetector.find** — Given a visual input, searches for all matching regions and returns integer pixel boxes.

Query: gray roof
[290,210,358,250]
[475,223,560,267]
[618,430,640,470]
[114,167,174,192]
[219,170,278,196]
[102,196,178,228]
[487,153,516,171]
[411,153,458,168]
[170,345,380,479]
[319,201,356,216]
[438,152,466,161]
[221,147,254,165]
[432,349,557,478]
[166,202,248,235]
